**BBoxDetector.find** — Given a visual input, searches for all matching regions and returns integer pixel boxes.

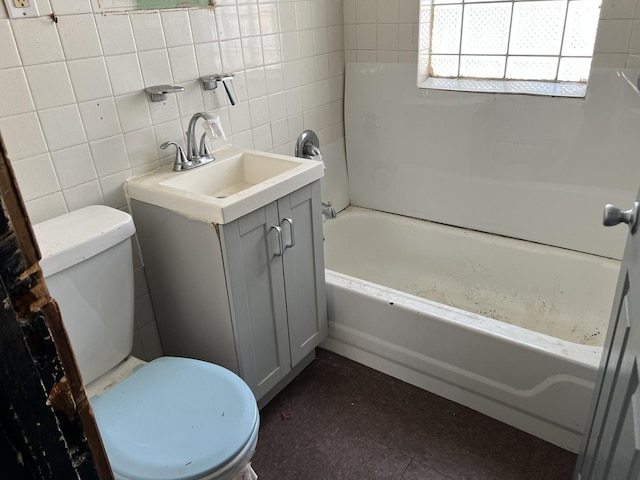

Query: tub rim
[325,269,603,370]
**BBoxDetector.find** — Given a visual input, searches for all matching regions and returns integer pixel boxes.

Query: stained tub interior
[323,206,620,347]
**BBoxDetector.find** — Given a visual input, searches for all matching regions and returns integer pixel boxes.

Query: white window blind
[420,0,602,96]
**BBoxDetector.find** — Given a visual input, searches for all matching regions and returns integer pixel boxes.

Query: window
[417,0,602,97]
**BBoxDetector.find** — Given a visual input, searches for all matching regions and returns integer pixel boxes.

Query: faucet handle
[160,141,191,172]
[199,132,213,157]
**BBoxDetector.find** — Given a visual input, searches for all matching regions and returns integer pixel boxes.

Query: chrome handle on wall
[221,78,236,106]
[200,74,236,105]
[295,130,320,159]
[270,225,284,256]
[603,202,640,233]
[281,218,295,250]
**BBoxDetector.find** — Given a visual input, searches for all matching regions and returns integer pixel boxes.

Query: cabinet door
[221,202,291,399]
[278,181,328,366]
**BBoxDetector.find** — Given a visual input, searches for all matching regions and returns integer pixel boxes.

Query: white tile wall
[350,0,640,69]
[63,180,104,211]
[130,12,166,50]
[68,57,113,102]
[345,0,419,63]
[95,14,137,55]
[39,105,87,151]
[189,9,217,43]
[58,14,103,60]
[12,17,65,66]
[0,20,20,69]
[106,54,145,95]
[0,113,48,160]
[25,62,76,110]
[168,45,199,83]
[0,68,34,117]
[12,154,60,201]
[50,0,92,15]
[51,144,97,189]
[0,0,345,362]
[161,10,193,47]
[78,98,121,141]
[596,0,640,69]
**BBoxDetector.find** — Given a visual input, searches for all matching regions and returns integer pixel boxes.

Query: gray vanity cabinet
[131,180,326,405]
[278,185,328,364]
[220,181,327,400]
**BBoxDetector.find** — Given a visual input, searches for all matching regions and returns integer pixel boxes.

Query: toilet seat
[90,357,259,480]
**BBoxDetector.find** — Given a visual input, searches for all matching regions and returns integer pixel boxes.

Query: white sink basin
[125,146,324,224]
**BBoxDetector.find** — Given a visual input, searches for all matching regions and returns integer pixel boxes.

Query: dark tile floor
[251,349,577,480]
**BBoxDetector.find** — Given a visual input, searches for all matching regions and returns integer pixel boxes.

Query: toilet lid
[91,357,259,480]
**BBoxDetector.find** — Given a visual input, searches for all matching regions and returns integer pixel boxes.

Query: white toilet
[34,205,259,480]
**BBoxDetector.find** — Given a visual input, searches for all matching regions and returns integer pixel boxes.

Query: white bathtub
[320,206,620,452]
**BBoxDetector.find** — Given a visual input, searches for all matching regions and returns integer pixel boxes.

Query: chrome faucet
[160,112,216,172]
[322,201,336,219]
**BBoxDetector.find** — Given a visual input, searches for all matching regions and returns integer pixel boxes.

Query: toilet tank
[34,206,137,385]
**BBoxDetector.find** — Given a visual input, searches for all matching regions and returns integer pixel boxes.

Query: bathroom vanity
[126,146,327,405]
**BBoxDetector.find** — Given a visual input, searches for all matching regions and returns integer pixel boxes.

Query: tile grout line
[397,460,411,480]
[366,432,456,480]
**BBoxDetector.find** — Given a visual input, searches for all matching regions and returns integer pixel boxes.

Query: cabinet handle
[270,225,284,256]
[281,217,295,251]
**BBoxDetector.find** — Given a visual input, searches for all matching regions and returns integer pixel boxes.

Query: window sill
[419,77,587,98]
